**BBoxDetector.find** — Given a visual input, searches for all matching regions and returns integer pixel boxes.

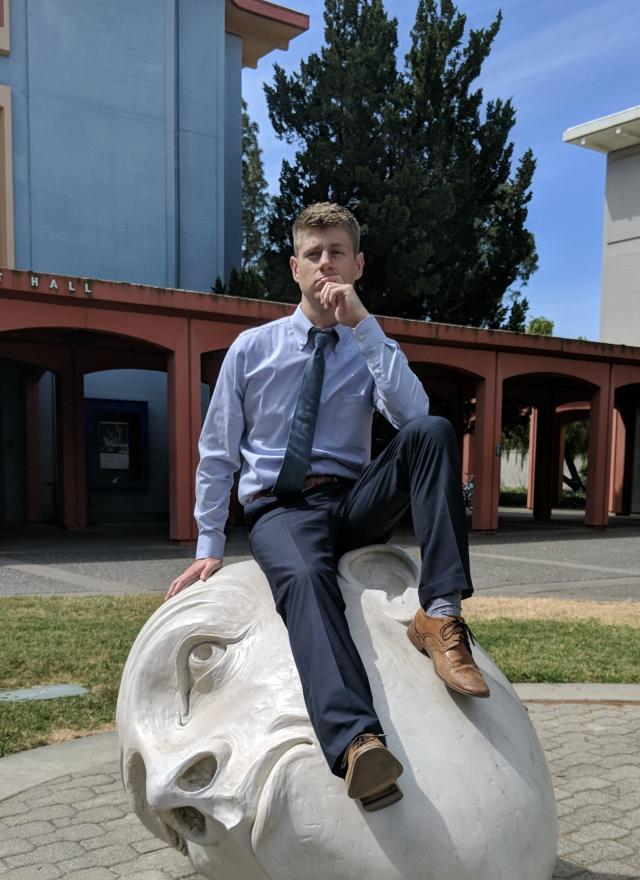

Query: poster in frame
[85,398,149,493]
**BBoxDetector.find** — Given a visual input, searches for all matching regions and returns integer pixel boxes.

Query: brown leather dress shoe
[407,610,490,698]
[342,733,404,811]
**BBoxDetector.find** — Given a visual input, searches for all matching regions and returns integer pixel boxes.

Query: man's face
[290,227,364,309]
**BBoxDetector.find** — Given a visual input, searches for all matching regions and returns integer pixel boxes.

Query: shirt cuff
[352,314,388,350]
[196,531,226,560]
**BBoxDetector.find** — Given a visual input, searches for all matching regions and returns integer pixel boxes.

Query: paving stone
[25,833,61,848]
[81,824,151,849]
[166,863,201,879]
[91,781,125,796]
[99,814,145,834]
[55,823,106,842]
[65,870,117,880]
[3,804,77,826]
[57,842,137,872]
[561,804,622,826]
[589,861,640,876]
[71,806,125,824]
[5,840,85,868]
[566,822,632,844]
[0,837,33,858]
[73,792,128,811]
[111,847,190,875]
[22,785,56,803]
[556,838,583,859]
[2,865,61,879]
[560,775,613,794]
[27,788,96,809]
[131,838,170,854]
[618,809,640,831]
[552,859,585,878]
[566,838,635,865]
[123,872,169,880]
[0,821,53,840]
[0,800,28,820]
[60,774,115,790]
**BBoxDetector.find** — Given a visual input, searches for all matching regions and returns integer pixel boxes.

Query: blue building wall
[0,0,250,524]
[0,0,242,290]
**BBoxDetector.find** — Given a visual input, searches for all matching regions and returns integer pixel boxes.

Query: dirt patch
[47,722,116,744]
[465,596,640,628]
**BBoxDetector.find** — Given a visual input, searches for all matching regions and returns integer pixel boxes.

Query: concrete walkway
[2,511,640,601]
[2,516,640,877]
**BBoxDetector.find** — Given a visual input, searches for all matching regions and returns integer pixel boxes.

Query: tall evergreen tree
[241,100,271,274]
[212,103,272,298]
[263,0,537,329]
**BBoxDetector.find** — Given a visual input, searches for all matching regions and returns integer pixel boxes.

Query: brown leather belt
[250,475,340,502]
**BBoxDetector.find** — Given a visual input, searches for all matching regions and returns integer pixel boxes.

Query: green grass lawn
[1,596,639,756]
[0,595,162,757]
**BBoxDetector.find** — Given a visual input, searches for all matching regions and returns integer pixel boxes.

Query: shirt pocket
[330,391,372,437]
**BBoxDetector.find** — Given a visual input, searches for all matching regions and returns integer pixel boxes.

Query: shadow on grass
[554,857,637,879]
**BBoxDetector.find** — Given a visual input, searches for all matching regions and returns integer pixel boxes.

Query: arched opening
[0,327,174,531]
[501,372,598,524]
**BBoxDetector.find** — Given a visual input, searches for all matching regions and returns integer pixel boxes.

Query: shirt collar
[291,305,350,351]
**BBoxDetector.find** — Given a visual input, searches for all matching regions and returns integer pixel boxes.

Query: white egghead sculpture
[117,545,558,880]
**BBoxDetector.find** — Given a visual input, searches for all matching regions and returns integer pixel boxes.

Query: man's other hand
[319,278,369,328]
[165,557,222,601]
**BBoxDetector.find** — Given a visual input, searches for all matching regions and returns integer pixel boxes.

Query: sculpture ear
[337,544,419,623]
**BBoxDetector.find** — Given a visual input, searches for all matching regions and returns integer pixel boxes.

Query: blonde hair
[292,202,360,255]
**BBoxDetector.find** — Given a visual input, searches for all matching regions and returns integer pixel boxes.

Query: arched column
[472,357,501,531]
[526,408,537,510]
[585,369,614,527]
[167,328,197,543]
[609,400,637,515]
[24,367,44,523]
[55,357,86,528]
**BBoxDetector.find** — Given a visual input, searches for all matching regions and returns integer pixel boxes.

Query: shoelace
[340,732,385,770]
[439,617,477,651]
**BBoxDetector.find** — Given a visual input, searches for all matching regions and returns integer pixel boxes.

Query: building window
[0,84,15,268]
[0,0,9,55]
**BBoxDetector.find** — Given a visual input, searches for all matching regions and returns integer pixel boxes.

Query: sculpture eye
[189,641,226,667]
[176,633,247,725]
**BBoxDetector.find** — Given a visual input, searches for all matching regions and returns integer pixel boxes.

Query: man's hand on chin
[319,279,369,328]
[165,557,223,600]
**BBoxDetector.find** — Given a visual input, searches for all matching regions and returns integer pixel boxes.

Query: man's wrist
[196,532,226,560]
[345,309,370,328]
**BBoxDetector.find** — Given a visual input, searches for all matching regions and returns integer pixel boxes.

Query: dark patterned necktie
[273,328,338,497]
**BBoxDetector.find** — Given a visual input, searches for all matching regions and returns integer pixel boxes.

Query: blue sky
[243,0,640,340]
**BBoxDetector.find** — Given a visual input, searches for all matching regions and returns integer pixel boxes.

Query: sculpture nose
[146,751,219,811]
[145,746,245,838]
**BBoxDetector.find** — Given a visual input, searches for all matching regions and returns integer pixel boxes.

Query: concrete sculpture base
[117,545,558,880]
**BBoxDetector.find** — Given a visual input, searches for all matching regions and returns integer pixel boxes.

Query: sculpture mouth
[252,735,314,802]
[251,737,314,840]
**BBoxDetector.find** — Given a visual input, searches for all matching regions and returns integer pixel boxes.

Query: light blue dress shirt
[195,306,430,559]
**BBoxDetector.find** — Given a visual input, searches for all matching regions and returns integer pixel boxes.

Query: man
[167,202,489,812]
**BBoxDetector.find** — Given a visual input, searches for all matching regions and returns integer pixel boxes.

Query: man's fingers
[164,558,222,600]
[201,560,222,582]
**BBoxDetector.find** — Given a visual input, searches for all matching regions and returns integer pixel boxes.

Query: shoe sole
[361,783,403,812]
[407,622,490,698]
[346,747,403,800]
